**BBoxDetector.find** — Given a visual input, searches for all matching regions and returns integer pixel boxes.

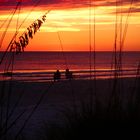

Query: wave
[0,68,138,82]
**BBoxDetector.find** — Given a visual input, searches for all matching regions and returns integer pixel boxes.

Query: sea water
[0,51,140,81]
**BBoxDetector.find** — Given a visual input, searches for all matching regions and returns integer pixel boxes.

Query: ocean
[0,51,140,81]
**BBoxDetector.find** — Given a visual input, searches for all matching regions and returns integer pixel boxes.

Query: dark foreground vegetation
[0,75,140,140]
[43,82,140,140]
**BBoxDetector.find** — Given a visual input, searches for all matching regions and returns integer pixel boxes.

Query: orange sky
[0,0,140,51]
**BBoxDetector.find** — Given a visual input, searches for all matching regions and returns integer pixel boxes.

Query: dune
[0,77,139,139]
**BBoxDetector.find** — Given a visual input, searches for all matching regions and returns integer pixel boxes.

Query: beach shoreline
[0,68,138,82]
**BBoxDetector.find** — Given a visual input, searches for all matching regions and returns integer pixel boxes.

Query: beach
[0,77,139,139]
[0,0,140,138]
[0,50,139,139]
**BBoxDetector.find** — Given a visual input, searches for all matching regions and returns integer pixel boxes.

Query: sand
[0,77,139,139]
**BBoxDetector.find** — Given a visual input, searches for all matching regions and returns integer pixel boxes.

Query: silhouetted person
[54,70,61,81]
[65,69,73,79]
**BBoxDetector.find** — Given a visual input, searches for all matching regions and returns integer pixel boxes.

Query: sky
[0,0,140,51]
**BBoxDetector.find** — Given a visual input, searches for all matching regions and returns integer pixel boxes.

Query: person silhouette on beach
[65,68,73,79]
[54,70,61,81]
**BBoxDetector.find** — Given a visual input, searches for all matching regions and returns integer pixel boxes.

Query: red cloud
[0,0,140,10]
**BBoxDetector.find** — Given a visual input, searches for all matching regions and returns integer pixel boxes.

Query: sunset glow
[0,0,140,51]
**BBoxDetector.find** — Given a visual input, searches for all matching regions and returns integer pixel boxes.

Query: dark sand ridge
[0,77,139,139]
